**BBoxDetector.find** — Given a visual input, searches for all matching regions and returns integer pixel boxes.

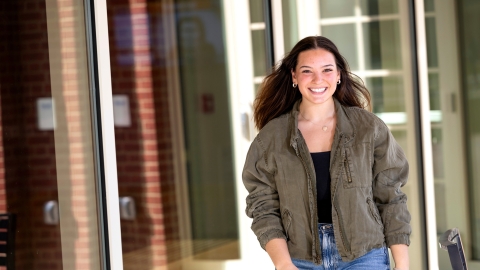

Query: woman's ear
[291,68,296,83]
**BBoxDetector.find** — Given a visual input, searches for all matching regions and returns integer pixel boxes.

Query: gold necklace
[299,112,335,132]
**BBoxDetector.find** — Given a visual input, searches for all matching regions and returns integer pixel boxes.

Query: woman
[242,36,410,270]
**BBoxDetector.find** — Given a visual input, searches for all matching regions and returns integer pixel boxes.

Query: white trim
[93,0,124,269]
[375,111,442,125]
[354,0,366,73]
[253,76,265,84]
[296,0,320,38]
[250,22,266,30]
[351,69,405,77]
[222,0,272,267]
[319,14,401,25]
[271,0,285,63]
[414,0,439,269]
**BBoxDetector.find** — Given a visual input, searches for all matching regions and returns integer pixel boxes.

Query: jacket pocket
[282,209,292,240]
[342,144,372,188]
[367,197,383,227]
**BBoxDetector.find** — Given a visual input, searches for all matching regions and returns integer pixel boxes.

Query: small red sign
[201,93,215,114]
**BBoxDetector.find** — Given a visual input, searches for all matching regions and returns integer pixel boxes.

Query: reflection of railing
[0,213,16,269]
[375,110,442,125]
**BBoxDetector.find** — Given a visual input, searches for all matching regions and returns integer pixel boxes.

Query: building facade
[0,0,479,269]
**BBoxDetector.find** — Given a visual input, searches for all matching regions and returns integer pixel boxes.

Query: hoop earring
[292,83,297,88]
[337,79,341,85]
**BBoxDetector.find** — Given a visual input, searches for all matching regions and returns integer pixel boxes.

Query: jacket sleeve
[242,137,286,250]
[372,119,411,247]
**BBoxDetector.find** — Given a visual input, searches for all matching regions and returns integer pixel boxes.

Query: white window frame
[92,0,124,269]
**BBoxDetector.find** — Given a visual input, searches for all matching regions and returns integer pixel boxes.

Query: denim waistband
[318,223,333,231]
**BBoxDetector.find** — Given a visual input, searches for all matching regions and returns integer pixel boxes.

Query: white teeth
[311,87,327,93]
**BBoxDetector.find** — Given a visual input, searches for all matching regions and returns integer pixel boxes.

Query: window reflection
[0,0,101,269]
[106,0,238,268]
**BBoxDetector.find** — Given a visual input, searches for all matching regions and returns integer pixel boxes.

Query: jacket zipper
[332,137,351,253]
[294,145,322,264]
[344,156,352,183]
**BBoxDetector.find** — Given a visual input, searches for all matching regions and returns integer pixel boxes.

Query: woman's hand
[276,262,298,270]
[266,239,298,270]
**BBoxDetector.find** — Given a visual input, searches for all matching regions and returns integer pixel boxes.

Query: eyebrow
[299,64,334,69]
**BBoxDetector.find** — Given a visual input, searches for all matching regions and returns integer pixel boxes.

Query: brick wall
[0,2,11,216]
[20,1,63,268]
[0,1,63,269]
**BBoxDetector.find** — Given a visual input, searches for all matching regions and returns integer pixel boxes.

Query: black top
[310,151,332,224]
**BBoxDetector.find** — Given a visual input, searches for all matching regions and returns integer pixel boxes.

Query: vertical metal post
[412,0,439,268]
[263,0,275,72]
[86,0,124,269]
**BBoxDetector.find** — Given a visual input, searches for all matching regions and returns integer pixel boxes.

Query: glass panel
[252,29,268,77]
[366,77,405,114]
[176,1,238,259]
[425,1,472,268]
[321,24,358,70]
[429,73,441,110]
[106,0,239,268]
[425,17,438,68]
[359,0,399,16]
[282,0,299,52]
[319,0,355,18]
[363,20,402,70]
[0,1,101,269]
[249,0,264,23]
[424,0,435,12]
[431,128,444,179]
[458,0,480,261]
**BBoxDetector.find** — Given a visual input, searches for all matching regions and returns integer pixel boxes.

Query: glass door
[426,0,480,268]
[457,0,480,267]
[105,0,239,269]
[0,0,103,269]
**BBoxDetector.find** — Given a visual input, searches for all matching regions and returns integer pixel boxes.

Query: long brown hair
[254,36,371,130]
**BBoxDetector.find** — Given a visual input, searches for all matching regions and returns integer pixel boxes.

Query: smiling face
[291,48,340,107]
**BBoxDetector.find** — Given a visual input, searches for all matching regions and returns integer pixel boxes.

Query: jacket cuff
[258,229,287,250]
[386,234,410,247]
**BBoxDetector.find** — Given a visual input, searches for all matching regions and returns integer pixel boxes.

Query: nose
[312,71,323,83]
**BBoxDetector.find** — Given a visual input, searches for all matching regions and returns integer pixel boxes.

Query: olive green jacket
[242,98,411,264]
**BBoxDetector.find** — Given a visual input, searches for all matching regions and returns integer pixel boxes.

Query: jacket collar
[289,97,356,148]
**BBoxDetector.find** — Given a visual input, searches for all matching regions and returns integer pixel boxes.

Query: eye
[324,68,333,72]
[301,70,312,73]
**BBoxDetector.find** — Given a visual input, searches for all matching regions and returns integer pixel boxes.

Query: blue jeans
[291,224,390,270]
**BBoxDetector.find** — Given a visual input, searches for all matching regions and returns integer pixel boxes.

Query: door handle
[44,200,59,225]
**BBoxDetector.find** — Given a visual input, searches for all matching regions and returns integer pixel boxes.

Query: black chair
[439,228,467,270]
[0,213,15,269]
